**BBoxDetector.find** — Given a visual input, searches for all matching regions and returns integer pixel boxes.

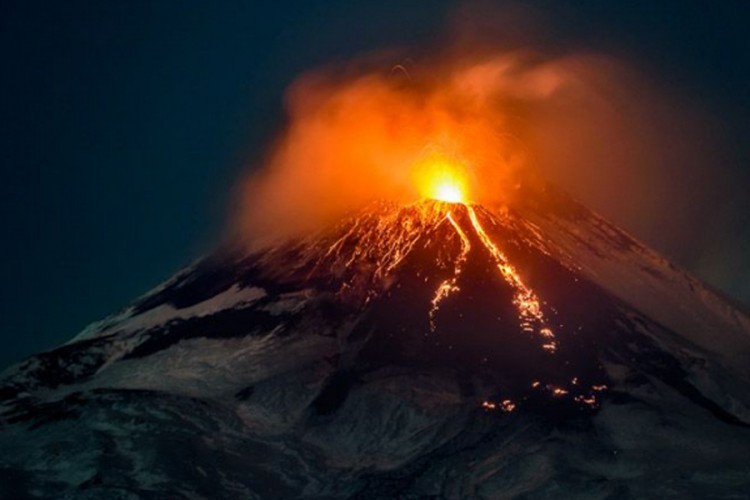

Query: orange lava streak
[466,205,558,352]
[429,211,472,331]
[317,202,446,287]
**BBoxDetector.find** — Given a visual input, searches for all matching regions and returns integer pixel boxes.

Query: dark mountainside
[1,186,750,498]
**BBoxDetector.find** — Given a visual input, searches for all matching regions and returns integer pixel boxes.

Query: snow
[72,285,268,342]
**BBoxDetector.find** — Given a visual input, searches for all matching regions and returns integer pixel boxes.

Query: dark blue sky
[2,1,749,369]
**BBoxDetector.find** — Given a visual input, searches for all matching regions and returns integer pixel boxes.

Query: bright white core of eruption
[434,183,464,203]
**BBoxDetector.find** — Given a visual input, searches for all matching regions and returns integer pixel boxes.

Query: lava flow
[417,159,557,352]
[291,156,602,411]
[428,210,471,331]
[465,205,558,353]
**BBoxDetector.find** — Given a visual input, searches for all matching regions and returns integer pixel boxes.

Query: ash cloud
[233,2,729,302]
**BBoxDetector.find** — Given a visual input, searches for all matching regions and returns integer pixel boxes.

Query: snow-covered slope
[1,190,749,498]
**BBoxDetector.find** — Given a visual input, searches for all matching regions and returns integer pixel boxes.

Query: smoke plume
[235,8,717,258]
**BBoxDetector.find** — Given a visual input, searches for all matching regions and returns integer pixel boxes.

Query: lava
[315,193,558,354]
[435,184,463,203]
[465,204,558,352]
[316,202,444,284]
[413,151,469,204]
[481,399,517,413]
[324,194,560,351]
[310,196,606,412]
[429,211,471,331]
[414,154,555,350]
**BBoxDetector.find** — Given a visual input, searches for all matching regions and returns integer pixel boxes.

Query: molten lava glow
[429,211,471,331]
[465,205,558,352]
[481,401,497,410]
[422,203,557,351]
[481,399,517,413]
[434,183,463,203]
[239,56,545,242]
[413,153,469,203]
[313,200,605,412]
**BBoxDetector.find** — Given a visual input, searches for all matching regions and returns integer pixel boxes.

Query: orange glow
[482,399,517,413]
[574,395,598,408]
[482,400,497,410]
[234,39,710,267]
[413,153,469,203]
[500,399,517,412]
[435,183,464,203]
[421,204,557,351]
[231,42,636,413]
[237,53,548,243]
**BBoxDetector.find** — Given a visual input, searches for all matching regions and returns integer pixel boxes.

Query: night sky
[2,0,749,370]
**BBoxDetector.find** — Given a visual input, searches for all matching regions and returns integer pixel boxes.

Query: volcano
[2,185,750,498]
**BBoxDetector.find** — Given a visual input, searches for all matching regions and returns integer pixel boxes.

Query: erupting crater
[413,151,470,204]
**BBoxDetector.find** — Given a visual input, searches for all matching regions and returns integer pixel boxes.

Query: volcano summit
[1,186,750,498]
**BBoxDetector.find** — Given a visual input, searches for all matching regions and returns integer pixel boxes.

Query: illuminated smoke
[234,10,718,288]
[235,50,591,245]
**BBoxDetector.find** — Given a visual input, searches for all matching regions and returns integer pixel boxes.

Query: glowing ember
[574,395,599,408]
[500,399,517,412]
[481,399,517,413]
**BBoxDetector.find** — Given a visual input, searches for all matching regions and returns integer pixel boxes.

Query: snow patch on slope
[71,285,267,342]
